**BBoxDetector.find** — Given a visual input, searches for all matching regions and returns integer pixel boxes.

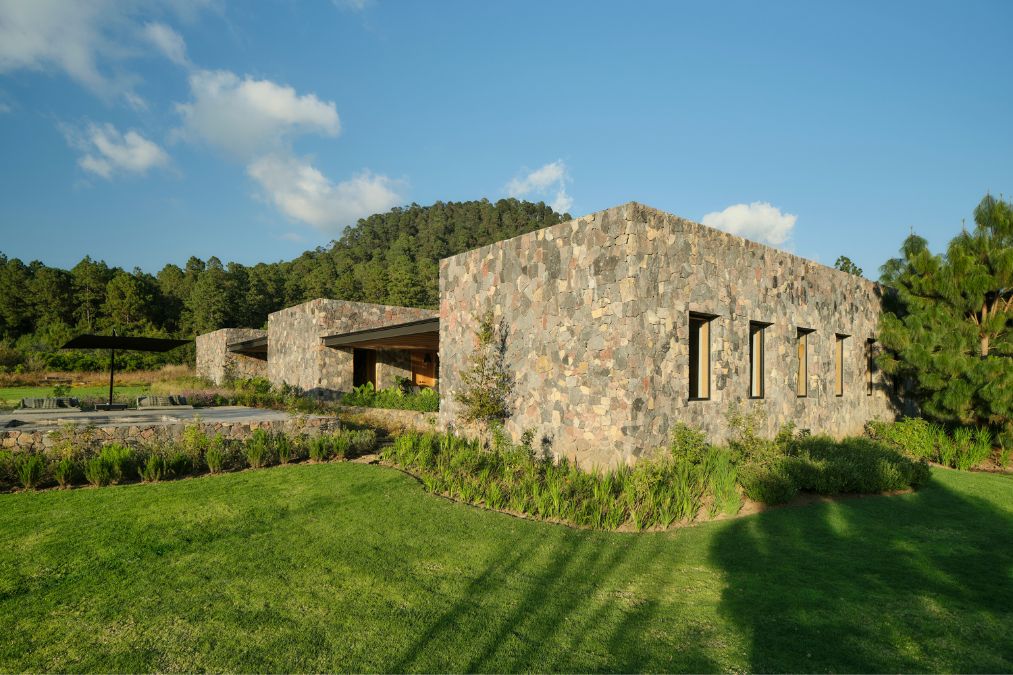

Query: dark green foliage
[0,199,568,372]
[51,457,79,488]
[15,454,45,490]
[245,429,273,469]
[736,421,929,505]
[204,435,226,473]
[866,417,996,470]
[834,255,864,277]
[878,194,1013,429]
[454,311,514,428]
[341,381,440,412]
[139,454,167,482]
[382,428,740,530]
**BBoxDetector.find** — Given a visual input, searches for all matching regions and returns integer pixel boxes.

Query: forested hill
[0,199,570,371]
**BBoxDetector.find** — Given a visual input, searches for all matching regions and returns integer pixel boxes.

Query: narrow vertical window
[866,338,876,396]
[796,328,813,397]
[835,334,848,397]
[688,313,712,400]
[749,321,768,398]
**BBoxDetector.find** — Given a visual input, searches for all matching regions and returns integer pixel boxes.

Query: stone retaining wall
[1,415,341,453]
[196,328,268,385]
[439,202,897,468]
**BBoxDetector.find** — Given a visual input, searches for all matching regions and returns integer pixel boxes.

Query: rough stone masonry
[438,202,896,468]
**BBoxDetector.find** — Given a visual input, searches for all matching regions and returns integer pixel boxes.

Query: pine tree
[454,310,513,429]
[834,256,863,277]
[878,194,1013,428]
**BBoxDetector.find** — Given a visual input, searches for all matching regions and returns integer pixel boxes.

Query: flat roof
[322,317,439,351]
[227,335,268,355]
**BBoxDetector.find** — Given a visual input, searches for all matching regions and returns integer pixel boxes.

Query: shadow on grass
[387,525,719,673]
[709,472,1013,672]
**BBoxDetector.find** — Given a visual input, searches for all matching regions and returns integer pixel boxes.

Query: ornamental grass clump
[15,453,46,490]
[381,426,738,531]
[866,417,997,470]
[245,429,273,469]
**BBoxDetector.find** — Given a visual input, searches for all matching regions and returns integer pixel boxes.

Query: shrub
[276,434,293,464]
[140,454,167,482]
[97,444,134,484]
[245,429,273,469]
[84,456,112,487]
[15,453,46,490]
[670,423,709,464]
[348,429,378,455]
[341,382,440,412]
[165,451,191,478]
[738,459,798,505]
[332,433,352,461]
[52,457,79,488]
[454,310,513,428]
[205,435,226,473]
[382,429,733,530]
[308,436,332,462]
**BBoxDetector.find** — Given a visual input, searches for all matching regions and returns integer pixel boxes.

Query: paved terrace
[1,406,298,433]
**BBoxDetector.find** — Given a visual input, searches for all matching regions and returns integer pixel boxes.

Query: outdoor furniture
[61,332,190,413]
[136,395,190,409]
[18,397,80,410]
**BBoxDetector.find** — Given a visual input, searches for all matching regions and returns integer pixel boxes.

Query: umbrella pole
[108,347,115,408]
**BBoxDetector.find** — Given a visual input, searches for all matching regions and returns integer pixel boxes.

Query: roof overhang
[227,335,268,357]
[322,317,439,351]
[61,334,191,352]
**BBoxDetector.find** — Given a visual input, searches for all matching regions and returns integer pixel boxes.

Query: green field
[1,463,1010,672]
[0,385,149,409]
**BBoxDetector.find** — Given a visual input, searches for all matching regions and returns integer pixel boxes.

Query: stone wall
[439,202,897,468]
[1,415,340,453]
[376,349,413,388]
[196,328,268,385]
[267,299,437,397]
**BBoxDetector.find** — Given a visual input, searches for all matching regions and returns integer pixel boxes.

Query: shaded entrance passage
[324,317,440,389]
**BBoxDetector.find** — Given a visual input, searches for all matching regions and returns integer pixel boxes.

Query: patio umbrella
[61,333,191,411]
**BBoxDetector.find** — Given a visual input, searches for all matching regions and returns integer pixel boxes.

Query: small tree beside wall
[454,310,513,432]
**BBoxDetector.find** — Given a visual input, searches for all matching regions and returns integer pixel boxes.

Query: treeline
[0,198,569,372]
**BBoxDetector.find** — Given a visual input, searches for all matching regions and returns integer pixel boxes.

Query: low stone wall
[337,405,439,434]
[1,415,341,453]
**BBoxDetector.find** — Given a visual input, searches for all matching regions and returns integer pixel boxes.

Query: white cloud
[279,232,306,243]
[175,69,341,158]
[0,1,210,100]
[248,153,402,233]
[143,21,188,65]
[0,1,114,92]
[64,122,170,179]
[505,160,573,214]
[701,201,797,247]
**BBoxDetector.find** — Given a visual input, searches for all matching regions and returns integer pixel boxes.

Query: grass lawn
[0,385,149,409]
[1,464,1010,673]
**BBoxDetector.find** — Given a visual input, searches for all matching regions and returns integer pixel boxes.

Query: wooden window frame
[866,338,876,396]
[796,328,814,398]
[749,321,771,399]
[688,313,715,401]
[835,333,849,397]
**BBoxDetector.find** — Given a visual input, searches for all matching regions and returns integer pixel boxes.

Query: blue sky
[1,0,1011,276]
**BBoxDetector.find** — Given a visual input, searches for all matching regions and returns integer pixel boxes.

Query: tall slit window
[835,334,849,397]
[688,313,713,400]
[749,321,769,399]
[866,338,876,396]
[796,328,813,397]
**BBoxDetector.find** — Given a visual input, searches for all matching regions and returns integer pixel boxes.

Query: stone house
[197,299,438,397]
[197,202,897,466]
